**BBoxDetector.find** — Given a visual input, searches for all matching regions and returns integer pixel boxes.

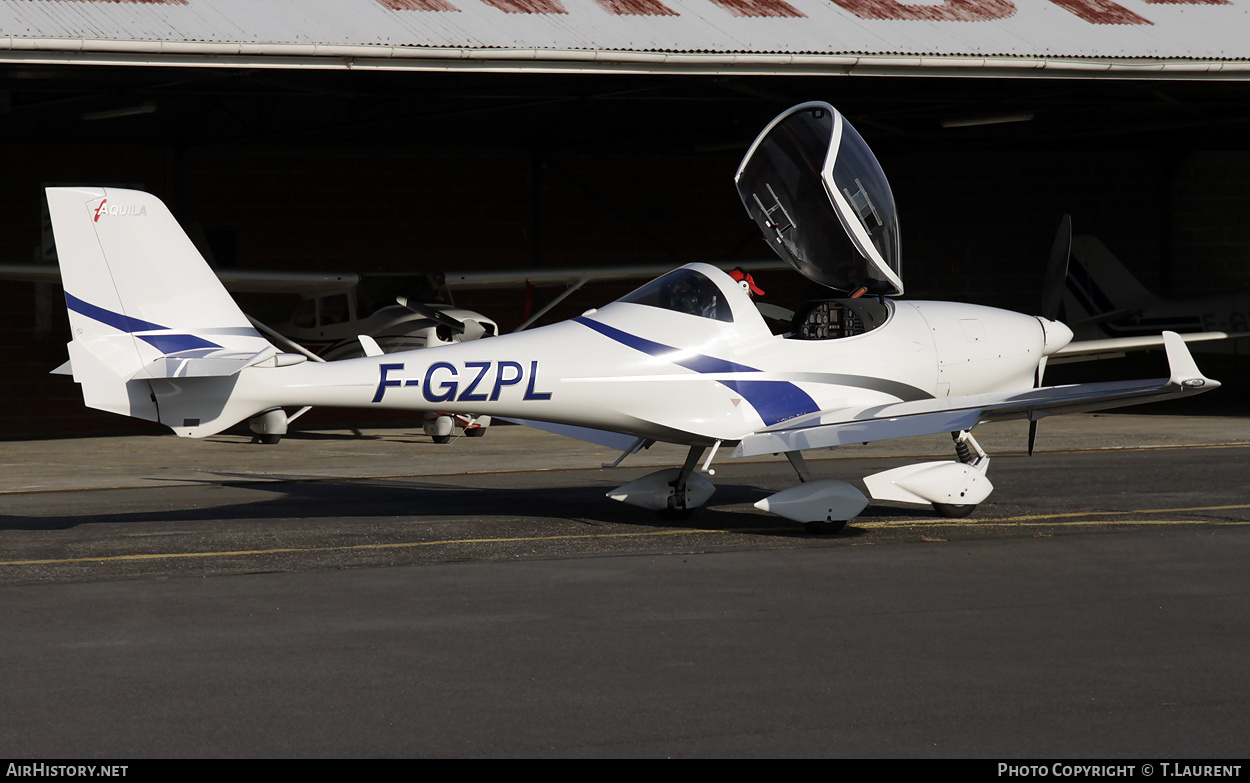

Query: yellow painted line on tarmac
[0,528,713,567]
[3,504,1249,569]
[858,503,1250,530]
[860,518,1250,530]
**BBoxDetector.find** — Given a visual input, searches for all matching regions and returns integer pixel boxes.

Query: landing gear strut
[935,430,990,517]
[657,445,707,520]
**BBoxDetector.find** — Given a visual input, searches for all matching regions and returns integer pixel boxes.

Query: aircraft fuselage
[158,272,1053,445]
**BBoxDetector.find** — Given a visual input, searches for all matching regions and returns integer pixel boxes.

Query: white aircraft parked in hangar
[44,102,1222,532]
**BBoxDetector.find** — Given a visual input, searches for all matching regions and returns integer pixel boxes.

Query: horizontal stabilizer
[732,331,1217,458]
[131,346,307,379]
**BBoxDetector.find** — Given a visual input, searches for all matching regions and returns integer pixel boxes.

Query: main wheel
[655,506,696,521]
[933,503,976,518]
[802,520,847,535]
[465,427,486,438]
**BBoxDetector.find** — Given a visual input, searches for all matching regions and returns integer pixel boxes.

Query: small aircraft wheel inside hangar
[423,414,455,444]
[801,520,848,535]
[932,503,976,518]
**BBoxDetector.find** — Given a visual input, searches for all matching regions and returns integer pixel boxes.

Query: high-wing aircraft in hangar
[0,251,783,443]
[43,102,1223,531]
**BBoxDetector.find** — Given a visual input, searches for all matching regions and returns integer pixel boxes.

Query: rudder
[47,186,274,427]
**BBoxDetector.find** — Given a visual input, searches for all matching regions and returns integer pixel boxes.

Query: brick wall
[1170,151,1250,298]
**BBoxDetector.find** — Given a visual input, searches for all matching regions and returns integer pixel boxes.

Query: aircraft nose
[1038,318,1074,355]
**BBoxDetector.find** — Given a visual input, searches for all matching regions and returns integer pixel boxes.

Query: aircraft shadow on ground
[0,473,925,537]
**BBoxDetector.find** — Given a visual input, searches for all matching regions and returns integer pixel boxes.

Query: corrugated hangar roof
[1,0,1250,77]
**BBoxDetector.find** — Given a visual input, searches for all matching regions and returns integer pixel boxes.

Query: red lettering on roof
[63,0,189,4]
[825,0,1014,21]
[478,0,568,11]
[593,0,679,15]
[377,0,461,10]
[827,0,1226,24]
[708,0,805,18]
[1045,0,1149,23]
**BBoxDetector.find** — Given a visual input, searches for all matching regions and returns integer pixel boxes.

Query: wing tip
[1163,331,1220,391]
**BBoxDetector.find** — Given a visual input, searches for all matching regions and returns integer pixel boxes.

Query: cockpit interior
[788,297,891,340]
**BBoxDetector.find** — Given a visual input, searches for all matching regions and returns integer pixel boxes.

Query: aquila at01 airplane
[47,102,1220,532]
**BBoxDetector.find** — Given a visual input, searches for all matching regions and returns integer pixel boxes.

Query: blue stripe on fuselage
[573,316,819,427]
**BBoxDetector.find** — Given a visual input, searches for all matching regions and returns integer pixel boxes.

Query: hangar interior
[3,5,1249,437]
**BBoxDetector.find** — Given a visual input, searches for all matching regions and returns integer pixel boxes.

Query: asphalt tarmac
[2,413,1249,757]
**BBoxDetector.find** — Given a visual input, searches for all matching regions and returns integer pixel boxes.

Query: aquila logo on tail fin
[92,200,147,222]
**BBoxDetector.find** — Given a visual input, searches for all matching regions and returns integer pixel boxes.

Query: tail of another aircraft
[1063,235,1206,338]
[47,186,280,432]
[1062,236,1168,327]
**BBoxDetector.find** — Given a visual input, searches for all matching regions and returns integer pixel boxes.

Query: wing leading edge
[1050,330,1249,364]
[731,332,1216,458]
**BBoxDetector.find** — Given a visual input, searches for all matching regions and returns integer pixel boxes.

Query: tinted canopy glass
[735,103,903,297]
[618,268,733,322]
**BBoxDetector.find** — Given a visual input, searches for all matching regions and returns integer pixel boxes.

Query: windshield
[735,103,903,297]
[618,268,734,322]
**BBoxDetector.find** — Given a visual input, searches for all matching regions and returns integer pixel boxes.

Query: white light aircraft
[45,102,1221,532]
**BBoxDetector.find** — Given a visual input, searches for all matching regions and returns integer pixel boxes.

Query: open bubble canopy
[735,102,904,298]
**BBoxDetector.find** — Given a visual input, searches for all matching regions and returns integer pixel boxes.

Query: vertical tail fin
[48,186,274,427]
[1063,235,1163,328]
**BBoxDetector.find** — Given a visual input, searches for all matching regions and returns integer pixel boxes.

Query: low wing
[1050,330,1250,364]
[732,332,1216,458]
